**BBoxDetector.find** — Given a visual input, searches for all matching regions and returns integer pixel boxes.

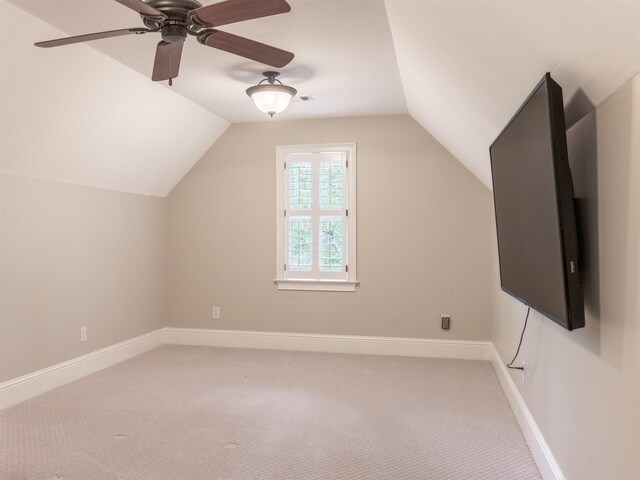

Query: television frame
[490,73,585,330]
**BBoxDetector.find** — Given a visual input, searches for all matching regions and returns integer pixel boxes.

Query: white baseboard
[0,328,490,411]
[490,345,565,480]
[0,329,164,410]
[0,326,559,480]
[164,328,493,360]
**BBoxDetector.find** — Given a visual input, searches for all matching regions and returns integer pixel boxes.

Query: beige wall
[0,175,167,382]
[167,115,492,340]
[491,76,640,479]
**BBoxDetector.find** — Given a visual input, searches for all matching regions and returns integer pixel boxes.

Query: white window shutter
[276,144,357,291]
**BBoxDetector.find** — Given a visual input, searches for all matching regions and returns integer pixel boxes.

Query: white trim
[164,327,492,360]
[0,328,488,411]
[0,329,164,410]
[276,143,358,289]
[274,279,359,292]
[490,344,565,480]
[0,326,562,480]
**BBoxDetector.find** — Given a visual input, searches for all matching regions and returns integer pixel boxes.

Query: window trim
[275,143,358,292]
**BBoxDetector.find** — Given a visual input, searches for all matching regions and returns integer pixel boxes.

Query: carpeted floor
[0,345,540,479]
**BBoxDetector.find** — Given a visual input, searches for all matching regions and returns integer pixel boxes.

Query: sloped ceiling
[2,0,640,196]
[385,0,640,188]
[1,0,229,197]
[9,0,407,123]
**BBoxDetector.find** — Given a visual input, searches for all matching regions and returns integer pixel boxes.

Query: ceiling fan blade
[192,0,290,27]
[152,41,184,81]
[201,31,294,68]
[35,28,151,48]
[114,0,166,18]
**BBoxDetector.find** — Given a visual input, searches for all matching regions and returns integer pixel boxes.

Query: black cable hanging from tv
[506,307,530,371]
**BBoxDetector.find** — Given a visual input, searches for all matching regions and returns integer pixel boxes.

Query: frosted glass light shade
[246,83,297,117]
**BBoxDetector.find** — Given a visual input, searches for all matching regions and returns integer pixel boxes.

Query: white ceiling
[3,0,640,195]
[1,0,229,197]
[386,0,640,187]
[9,0,407,123]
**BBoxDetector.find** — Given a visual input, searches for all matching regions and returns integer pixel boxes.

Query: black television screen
[490,73,584,330]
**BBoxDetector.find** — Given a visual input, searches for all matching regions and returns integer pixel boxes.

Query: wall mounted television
[490,72,585,330]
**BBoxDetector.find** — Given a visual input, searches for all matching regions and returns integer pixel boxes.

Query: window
[275,143,357,291]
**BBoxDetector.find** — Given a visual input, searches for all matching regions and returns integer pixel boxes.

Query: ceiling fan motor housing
[35,0,295,83]
[141,0,203,33]
[161,25,187,43]
[143,0,203,15]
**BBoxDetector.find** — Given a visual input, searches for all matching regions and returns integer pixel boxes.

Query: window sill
[274,279,359,292]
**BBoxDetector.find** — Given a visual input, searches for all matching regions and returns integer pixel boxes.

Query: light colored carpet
[0,345,540,479]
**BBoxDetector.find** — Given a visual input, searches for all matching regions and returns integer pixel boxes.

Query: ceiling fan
[35,0,295,85]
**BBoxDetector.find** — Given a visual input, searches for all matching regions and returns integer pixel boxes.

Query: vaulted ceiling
[2,0,640,196]
[1,1,229,197]
[385,0,640,187]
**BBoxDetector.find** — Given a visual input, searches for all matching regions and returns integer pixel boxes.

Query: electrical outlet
[80,326,87,343]
[212,307,220,319]
[521,361,527,383]
[441,315,450,330]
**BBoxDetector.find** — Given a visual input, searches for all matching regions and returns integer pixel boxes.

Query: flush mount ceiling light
[246,71,297,117]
